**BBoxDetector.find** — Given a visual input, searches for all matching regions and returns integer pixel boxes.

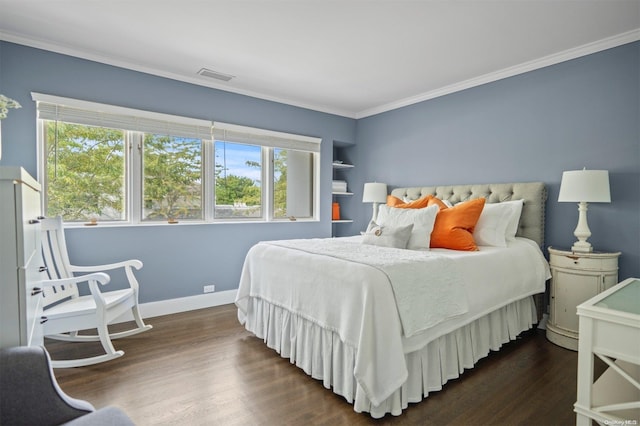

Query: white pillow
[376,204,439,250]
[473,203,512,247]
[504,199,524,241]
[362,222,414,249]
[472,200,524,247]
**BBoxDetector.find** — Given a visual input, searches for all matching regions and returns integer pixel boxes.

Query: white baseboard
[116,289,238,323]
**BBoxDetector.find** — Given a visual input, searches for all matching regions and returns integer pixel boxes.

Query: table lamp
[362,182,387,222]
[558,169,610,252]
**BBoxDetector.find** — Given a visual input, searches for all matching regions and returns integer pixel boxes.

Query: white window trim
[32,92,212,138]
[213,121,321,152]
[129,132,142,223]
[33,93,322,226]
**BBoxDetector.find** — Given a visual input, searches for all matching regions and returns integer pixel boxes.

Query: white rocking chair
[40,216,152,368]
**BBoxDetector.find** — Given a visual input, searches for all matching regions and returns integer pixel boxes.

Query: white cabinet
[0,167,45,349]
[546,247,620,350]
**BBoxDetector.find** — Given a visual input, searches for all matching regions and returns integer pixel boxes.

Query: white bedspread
[267,238,469,337]
[235,237,550,407]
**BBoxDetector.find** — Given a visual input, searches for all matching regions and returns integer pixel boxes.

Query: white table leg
[575,316,594,426]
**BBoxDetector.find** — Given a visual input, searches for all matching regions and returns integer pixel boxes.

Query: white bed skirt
[242,296,538,418]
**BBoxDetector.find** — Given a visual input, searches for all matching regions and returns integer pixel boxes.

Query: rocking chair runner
[40,216,152,368]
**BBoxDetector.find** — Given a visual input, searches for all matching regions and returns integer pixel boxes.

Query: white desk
[574,277,640,425]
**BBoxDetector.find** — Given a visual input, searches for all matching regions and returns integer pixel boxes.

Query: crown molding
[2,28,638,120]
[0,30,356,118]
[355,29,640,119]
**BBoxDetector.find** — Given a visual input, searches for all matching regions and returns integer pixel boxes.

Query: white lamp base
[371,202,380,223]
[571,201,594,253]
[571,241,593,253]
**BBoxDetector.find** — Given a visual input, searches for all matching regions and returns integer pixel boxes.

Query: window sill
[62,218,321,228]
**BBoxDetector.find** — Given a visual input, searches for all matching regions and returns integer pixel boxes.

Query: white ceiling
[1,1,639,118]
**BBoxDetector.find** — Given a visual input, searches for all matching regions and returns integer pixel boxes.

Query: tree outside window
[143,134,202,220]
[44,122,126,221]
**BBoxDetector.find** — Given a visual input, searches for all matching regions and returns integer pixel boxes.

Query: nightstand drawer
[550,253,618,272]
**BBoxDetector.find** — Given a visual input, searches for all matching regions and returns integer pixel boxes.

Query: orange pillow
[386,194,433,209]
[427,197,486,251]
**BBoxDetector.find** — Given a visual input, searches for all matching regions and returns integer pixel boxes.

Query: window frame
[37,119,131,222]
[138,132,205,222]
[33,93,321,226]
[211,139,266,222]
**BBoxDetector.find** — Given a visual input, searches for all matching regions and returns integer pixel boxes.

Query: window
[273,148,314,219]
[143,134,203,221]
[43,121,126,222]
[33,93,321,224]
[212,122,320,221]
[214,141,262,219]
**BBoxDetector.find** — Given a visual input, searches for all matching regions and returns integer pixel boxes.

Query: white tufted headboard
[390,182,547,248]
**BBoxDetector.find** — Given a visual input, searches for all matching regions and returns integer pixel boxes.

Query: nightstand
[546,247,621,350]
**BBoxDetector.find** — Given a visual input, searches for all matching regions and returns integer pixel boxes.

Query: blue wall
[1,40,638,303]
[354,42,639,280]
[0,41,356,302]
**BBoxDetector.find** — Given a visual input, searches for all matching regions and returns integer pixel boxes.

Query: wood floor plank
[47,304,585,425]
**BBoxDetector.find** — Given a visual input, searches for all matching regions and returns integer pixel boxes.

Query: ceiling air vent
[197,68,235,82]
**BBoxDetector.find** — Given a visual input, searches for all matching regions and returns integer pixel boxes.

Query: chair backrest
[40,216,79,307]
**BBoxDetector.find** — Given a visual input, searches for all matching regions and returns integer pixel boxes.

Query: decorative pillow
[428,197,449,210]
[472,203,513,247]
[362,222,414,249]
[376,204,439,250]
[386,194,432,209]
[427,197,486,251]
[503,199,524,241]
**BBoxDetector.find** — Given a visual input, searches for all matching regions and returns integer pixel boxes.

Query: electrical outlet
[203,285,216,293]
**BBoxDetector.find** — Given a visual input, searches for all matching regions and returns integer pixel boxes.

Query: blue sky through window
[215,141,262,183]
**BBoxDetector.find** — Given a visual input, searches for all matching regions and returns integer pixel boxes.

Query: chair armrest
[68,261,142,294]
[69,260,143,273]
[42,273,111,308]
[41,272,111,289]
[0,346,95,426]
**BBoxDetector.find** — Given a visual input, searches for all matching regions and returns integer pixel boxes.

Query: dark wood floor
[47,304,591,426]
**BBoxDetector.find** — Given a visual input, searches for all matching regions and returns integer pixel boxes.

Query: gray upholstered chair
[0,346,134,426]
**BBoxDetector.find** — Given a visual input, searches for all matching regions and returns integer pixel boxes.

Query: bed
[235,182,550,418]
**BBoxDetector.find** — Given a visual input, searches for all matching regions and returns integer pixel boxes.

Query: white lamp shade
[558,170,611,203]
[362,182,387,203]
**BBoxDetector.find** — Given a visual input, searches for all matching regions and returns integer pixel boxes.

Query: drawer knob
[31,287,43,296]
[40,317,48,324]
[28,219,40,224]
[39,266,48,273]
